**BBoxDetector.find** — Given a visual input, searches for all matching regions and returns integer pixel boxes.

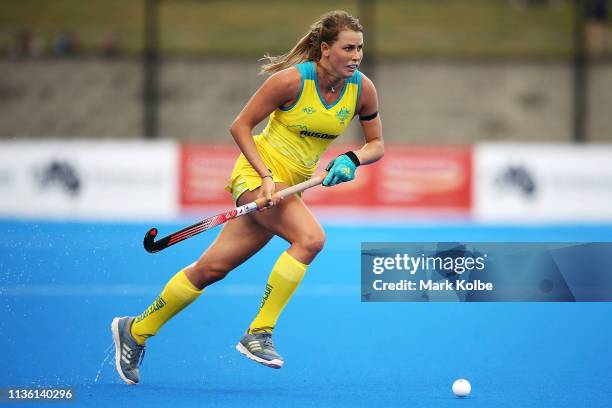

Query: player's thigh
[238,185,324,246]
[194,212,274,273]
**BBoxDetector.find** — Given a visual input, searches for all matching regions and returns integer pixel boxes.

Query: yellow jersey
[226,61,362,202]
[260,61,362,168]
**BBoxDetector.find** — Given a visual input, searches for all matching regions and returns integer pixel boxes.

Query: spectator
[100,31,122,58]
[14,29,31,58]
[585,0,609,54]
[54,31,80,56]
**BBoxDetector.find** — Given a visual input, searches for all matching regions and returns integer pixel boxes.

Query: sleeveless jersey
[259,61,362,168]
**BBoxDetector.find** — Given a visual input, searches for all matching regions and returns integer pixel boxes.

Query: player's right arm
[229,68,301,206]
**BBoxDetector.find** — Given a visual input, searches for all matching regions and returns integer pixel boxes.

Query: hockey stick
[143,172,327,253]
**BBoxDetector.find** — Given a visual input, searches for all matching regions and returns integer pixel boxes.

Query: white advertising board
[0,140,178,220]
[474,143,612,221]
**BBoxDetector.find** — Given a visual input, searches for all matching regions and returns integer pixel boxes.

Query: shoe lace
[126,344,146,367]
[261,334,273,349]
[247,327,276,350]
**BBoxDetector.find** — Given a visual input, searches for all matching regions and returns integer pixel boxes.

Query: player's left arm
[323,74,383,187]
[354,74,384,165]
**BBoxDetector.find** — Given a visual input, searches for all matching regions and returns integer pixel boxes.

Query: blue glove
[323,151,360,187]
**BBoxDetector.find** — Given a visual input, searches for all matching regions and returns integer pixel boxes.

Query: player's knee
[192,260,231,285]
[298,230,326,256]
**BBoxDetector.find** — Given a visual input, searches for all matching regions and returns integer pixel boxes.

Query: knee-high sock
[248,251,308,333]
[130,269,203,344]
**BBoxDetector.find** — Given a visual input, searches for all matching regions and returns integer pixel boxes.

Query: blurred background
[1,0,610,143]
[1,0,611,221]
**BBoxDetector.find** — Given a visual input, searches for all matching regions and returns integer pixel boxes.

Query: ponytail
[260,10,362,75]
[259,26,320,74]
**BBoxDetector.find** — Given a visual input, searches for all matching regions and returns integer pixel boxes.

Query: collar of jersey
[313,69,348,110]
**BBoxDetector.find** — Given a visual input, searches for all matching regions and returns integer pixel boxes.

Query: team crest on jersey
[335,107,351,124]
[302,106,317,115]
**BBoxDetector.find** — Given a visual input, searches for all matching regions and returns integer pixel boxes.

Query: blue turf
[1,220,612,407]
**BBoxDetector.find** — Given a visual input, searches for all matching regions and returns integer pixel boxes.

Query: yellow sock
[248,251,308,333]
[130,269,203,344]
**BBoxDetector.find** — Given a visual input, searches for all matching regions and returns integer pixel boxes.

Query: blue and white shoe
[236,332,284,369]
[111,316,145,384]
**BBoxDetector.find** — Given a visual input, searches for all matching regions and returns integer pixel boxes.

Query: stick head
[143,228,159,253]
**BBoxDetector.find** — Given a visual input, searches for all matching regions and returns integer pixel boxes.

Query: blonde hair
[260,10,363,75]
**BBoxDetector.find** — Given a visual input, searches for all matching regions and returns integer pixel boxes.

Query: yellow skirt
[226,134,317,203]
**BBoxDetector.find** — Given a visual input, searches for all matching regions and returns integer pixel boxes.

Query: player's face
[323,30,363,78]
